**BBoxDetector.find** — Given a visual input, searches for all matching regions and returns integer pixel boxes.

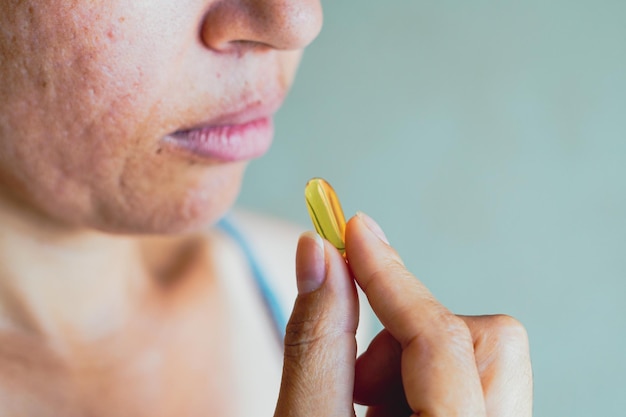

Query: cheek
[0,1,299,233]
[0,2,192,220]
[0,1,188,157]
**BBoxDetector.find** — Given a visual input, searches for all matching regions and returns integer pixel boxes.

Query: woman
[0,0,532,416]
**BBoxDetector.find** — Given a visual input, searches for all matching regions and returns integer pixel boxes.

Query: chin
[90,162,248,236]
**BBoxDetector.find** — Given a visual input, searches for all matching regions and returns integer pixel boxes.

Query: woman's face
[0,0,321,233]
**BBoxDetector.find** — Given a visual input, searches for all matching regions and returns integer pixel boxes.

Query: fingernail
[357,211,390,245]
[296,231,327,294]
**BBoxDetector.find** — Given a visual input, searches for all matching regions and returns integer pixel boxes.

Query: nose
[201,0,323,52]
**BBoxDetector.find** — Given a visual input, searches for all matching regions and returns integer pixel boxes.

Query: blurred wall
[238,1,626,415]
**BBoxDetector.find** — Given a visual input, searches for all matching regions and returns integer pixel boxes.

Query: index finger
[346,213,451,347]
[345,212,486,416]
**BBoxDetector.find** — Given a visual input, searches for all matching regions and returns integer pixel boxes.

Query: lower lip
[163,117,274,162]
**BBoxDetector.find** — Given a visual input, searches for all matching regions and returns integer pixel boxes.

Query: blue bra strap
[217,215,287,346]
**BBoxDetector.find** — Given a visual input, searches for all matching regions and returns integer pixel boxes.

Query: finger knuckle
[283,308,333,359]
[407,312,474,358]
[474,314,533,391]
[488,314,530,351]
[439,313,473,344]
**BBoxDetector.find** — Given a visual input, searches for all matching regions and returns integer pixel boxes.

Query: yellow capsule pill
[305,178,347,254]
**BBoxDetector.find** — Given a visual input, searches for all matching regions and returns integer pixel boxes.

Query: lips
[162,96,282,163]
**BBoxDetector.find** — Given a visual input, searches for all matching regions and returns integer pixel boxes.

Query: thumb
[274,232,360,417]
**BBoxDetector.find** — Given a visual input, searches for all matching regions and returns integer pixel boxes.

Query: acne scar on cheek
[106,23,123,42]
[105,15,126,42]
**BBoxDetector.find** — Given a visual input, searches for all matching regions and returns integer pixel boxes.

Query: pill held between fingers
[304,178,347,254]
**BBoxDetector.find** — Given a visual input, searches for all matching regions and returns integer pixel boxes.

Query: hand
[275,213,533,417]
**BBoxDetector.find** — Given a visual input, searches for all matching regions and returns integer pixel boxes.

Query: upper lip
[173,93,285,134]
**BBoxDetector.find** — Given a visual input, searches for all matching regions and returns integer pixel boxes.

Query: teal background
[239,1,626,415]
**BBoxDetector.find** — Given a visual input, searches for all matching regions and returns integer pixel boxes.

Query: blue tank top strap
[217,215,287,346]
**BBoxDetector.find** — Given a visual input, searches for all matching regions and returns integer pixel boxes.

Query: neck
[0,195,152,350]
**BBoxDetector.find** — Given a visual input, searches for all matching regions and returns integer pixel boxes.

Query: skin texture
[0,0,320,234]
[0,0,321,415]
[0,0,533,416]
